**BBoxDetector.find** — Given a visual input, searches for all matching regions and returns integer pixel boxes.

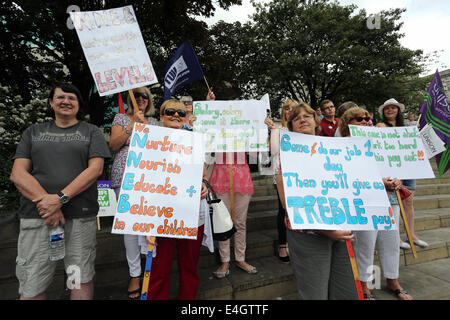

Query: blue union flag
[419,69,450,177]
[163,41,204,101]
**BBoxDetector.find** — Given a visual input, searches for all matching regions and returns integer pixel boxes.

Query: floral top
[110,113,159,189]
[209,152,254,195]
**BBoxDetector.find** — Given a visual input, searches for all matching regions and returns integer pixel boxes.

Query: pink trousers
[217,192,252,262]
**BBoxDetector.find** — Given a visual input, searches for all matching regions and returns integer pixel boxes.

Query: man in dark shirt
[318,100,339,136]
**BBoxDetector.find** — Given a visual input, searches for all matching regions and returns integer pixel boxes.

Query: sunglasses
[183,101,193,105]
[353,116,370,122]
[164,108,186,117]
[133,92,149,100]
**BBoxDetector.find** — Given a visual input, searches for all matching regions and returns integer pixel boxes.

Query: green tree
[0,87,52,210]
[0,0,241,126]
[242,0,428,115]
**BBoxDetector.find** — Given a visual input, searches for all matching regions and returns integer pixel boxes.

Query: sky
[197,0,450,76]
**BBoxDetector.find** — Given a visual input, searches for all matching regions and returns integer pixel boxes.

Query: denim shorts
[16,217,97,298]
[401,179,416,191]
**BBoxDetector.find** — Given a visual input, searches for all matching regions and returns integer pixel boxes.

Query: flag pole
[140,237,156,300]
[346,239,364,300]
[204,76,211,91]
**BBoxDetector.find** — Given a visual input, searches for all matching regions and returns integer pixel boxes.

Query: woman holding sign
[109,86,158,299]
[274,102,358,300]
[144,99,209,300]
[377,99,428,250]
[341,106,413,300]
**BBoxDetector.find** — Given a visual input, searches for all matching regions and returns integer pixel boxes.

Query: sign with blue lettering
[279,132,393,231]
[349,125,435,179]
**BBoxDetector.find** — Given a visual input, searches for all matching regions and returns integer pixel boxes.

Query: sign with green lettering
[193,97,269,152]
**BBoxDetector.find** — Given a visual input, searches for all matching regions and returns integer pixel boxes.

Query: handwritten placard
[280,132,393,231]
[349,125,435,179]
[193,98,269,152]
[70,5,158,96]
[111,124,204,239]
[97,181,117,217]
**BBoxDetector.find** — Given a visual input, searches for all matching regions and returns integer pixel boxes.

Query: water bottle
[49,224,65,261]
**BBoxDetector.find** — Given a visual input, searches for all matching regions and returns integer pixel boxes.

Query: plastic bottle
[49,224,65,261]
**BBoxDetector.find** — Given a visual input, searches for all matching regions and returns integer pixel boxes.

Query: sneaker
[399,241,411,250]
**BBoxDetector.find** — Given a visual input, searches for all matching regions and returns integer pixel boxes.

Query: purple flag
[418,69,450,177]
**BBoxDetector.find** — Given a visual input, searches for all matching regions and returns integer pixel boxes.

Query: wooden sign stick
[227,152,235,220]
[346,240,364,300]
[396,191,418,258]
[128,89,140,114]
[140,237,156,300]
[96,216,101,231]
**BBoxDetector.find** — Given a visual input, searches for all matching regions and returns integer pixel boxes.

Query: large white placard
[70,6,158,96]
[349,125,435,179]
[280,132,394,231]
[111,124,204,239]
[193,97,269,152]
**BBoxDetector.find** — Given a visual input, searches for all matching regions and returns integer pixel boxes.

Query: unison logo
[164,56,189,90]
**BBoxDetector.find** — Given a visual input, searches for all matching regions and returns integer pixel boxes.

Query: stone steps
[1,169,449,300]
[1,218,448,300]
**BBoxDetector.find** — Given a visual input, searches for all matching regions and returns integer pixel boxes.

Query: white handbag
[203,180,236,241]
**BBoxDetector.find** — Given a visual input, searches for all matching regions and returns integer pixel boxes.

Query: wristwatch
[57,191,70,204]
[125,127,132,134]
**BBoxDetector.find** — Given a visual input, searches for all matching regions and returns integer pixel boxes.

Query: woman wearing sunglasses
[339,107,413,300]
[109,86,159,299]
[145,99,209,300]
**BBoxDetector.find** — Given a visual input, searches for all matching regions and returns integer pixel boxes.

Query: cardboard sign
[280,132,393,231]
[111,124,205,239]
[349,125,435,179]
[96,181,117,217]
[70,5,158,96]
[419,123,446,159]
[193,97,269,152]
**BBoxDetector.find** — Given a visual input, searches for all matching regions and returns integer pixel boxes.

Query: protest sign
[193,97,269,152]
[70,6,158,96]
[420,123,446,159]
[279,132,393,231]
[97,181,117,217]
[111,124,204,239]
[349,125,435,179]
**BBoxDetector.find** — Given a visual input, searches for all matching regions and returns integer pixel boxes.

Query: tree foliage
[0,0,242,126]
[238,0,429,115]
[0,87,52,210]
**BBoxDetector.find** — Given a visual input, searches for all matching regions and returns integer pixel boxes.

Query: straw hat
[378,98,405,115]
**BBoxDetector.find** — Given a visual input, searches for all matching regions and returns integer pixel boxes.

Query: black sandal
[390,288,412,300]
[278,245,290,263]
[363,292,375,300]
[127,276,142,300]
